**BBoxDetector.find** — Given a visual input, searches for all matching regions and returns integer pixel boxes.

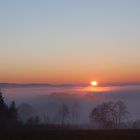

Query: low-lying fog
[2,85,140,125]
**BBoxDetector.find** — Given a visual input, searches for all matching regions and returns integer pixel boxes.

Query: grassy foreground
[1,128,140,140]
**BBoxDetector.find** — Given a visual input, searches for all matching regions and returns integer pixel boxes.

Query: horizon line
[0,82,140,88]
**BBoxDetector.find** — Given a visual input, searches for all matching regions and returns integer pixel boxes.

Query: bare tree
[43,112,50,124]
[59,104,69,126]
[112,101,129,128]
[18,103,36,123]
[27,116,40,126]
[133,120,140,129]
[71,102,80,126]
[90,101,128,129]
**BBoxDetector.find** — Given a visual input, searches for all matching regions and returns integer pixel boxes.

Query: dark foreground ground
[1,128,140,140]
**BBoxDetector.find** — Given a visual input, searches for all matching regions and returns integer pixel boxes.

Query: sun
[91,81,98,86]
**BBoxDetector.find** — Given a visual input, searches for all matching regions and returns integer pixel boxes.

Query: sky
[0,0,140,84]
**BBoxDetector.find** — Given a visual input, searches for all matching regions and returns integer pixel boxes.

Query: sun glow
[91,81,98,86]
[81,86,112,92]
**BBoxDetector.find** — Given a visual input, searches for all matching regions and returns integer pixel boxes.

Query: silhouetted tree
[71,102,80,126]
[112,101,128,128]
[27,117,34,126]
[0,89,19,127]
[8,101,18,125]
[43,113,50,124]
[60,104,69,126]
[27,116,40,126]
[0,89,9,127]
[90,101,128,129]
[18,103,36,123]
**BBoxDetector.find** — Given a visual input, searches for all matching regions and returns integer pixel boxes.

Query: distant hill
[0,83,77,88]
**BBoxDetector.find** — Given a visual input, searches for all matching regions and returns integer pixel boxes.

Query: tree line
[0,89,18,128]
[0,89,140,129]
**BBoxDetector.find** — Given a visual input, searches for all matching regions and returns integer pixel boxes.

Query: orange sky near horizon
[0,64,140,84]
[0,1,140,84]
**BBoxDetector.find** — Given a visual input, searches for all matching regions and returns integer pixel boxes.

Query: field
[1,128,140,140]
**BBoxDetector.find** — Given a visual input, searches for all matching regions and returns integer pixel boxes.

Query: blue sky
[0,0,140,83]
